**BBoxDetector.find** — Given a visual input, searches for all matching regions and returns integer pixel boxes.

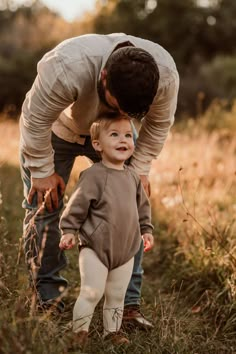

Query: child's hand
[59,233,76,250]
[142,233,154,252]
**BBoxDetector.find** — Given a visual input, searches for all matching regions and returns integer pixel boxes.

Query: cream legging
[73,247,134,335]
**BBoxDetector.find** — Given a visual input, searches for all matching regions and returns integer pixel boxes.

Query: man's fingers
[41,189,58,211]
[37,191,44,208]
[45,194,53,212]
[58,177,66,195]
[27,187,36,204]
[50,189,59,209]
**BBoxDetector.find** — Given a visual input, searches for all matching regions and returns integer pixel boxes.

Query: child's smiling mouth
[116,147,128,151]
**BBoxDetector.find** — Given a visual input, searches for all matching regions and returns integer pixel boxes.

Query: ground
[0,114,235,353]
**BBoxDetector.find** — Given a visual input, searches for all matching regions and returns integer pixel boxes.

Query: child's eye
[111,132,118,137]
[125,133,133,138]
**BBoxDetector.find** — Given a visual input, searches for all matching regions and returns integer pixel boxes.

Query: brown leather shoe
[104,331,130,345]
[122,305,154,331]
[37,299,65,314]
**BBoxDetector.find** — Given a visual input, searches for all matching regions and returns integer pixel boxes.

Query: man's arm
[130,70,179,177]
[20,50,78,208]
[20,51,76,178]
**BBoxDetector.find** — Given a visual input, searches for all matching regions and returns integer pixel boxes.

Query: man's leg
[124,240,144,307]
[125,121,144,307]
[123,122,153,329]
[122,240,153,331]
[20,133,87,308]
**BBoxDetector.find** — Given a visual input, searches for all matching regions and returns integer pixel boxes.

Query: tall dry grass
[148,104,236,348]
[0,103,235,353]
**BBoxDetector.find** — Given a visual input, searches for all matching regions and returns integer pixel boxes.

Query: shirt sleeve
[20,50,77,178]
[59,168,100,235]
[129,69,179,176]
[136,179,154,235]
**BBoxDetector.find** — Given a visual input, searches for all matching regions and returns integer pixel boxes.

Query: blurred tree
[93,0,236,72]
[0,0,94,114]
[200,55,236,102]
[0,0,235,117]
[93,0,236,116]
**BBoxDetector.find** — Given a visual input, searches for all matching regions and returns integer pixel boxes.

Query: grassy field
[0,105,235,353]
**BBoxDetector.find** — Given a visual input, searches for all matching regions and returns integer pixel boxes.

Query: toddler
[59,116,154,348]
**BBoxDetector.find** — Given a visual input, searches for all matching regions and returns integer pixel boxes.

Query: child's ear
[92,140,102,152]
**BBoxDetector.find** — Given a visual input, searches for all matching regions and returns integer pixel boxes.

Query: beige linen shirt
[20,33,179,178]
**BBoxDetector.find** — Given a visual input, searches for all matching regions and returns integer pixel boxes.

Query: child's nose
[119,134,126,141]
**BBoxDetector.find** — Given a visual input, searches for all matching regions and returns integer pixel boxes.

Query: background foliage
[0,0,236,117]
[0,1,236,352]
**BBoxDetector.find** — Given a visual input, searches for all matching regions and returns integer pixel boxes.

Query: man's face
[97,69,129,119]
[97,76,148,121]
[97,78,122,112]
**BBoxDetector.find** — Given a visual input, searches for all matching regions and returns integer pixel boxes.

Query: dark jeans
[20,132,143,305]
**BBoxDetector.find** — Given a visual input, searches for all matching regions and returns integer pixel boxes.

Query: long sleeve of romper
[59,169,100,235]
[136,180,154,235]
[20,51,78,178]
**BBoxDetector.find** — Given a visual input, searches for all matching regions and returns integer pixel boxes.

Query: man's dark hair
[105,47,159,119]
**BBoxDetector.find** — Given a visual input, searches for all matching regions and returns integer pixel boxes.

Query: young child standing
[59,116,154,348]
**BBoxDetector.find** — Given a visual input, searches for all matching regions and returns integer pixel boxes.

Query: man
[20,33,179,329]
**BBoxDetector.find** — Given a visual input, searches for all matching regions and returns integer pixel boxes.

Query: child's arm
[59,233,76,250]
[142,233,154,252]
[133,173,155,252]
[59,167,101,236]
[136,177,154,246]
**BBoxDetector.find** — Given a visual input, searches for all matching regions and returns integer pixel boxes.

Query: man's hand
[59,233,76,250]
[28,172,65,212]
[140,175,151,197]
[142,233,154,252]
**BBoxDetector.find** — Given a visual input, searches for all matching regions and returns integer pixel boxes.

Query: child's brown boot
[72,330,88,349]
[104,331,130,345]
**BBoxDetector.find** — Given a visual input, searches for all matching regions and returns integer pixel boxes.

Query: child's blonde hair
[90,116,131,141]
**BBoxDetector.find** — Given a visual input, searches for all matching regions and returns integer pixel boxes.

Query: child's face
[93,118,135,169]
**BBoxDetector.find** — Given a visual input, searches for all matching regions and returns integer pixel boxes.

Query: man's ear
[92,140,102,152]
[101,69,107,85]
